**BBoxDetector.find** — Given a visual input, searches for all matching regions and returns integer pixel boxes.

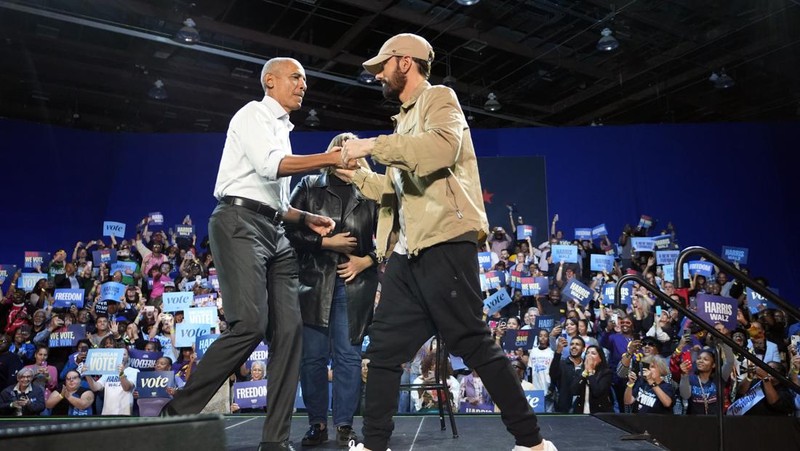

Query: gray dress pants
[168,203,302,443]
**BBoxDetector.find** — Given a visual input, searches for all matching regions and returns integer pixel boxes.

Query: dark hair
[585,345,608,372]
[412,56,431,79]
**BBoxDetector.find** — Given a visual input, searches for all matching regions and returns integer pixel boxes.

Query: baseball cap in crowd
[362,33,434,75]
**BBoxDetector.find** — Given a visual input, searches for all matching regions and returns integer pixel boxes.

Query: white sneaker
[348,440,391,451]
[513,439,558,451]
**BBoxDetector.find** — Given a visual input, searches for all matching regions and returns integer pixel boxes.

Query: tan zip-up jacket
[351,81,489,259]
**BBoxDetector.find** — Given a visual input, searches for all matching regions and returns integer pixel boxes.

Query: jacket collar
[392,81,431,123]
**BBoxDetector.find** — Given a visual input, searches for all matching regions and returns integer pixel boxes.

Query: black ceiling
[1,0,798,133]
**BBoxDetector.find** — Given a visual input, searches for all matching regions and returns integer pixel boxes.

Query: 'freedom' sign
[233,380,267,410]
[128,349,163,371]
[53,289,85,309]
[477,252,492,271]
[695,293,737,330]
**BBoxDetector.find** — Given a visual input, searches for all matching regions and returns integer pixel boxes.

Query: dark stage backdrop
[0,119,796,306]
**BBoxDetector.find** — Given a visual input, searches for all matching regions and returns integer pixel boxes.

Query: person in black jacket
[287,132,379,447]
[549,336,585,413]
[571,345,614,413]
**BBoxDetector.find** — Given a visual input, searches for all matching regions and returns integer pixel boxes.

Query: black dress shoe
[158,402,179,417]
[257,441,297,451]
[301,424,329,446]
[336,425,358,446]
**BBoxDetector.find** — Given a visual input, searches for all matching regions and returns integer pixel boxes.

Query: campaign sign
[233,380,268,410]
[656,250,679,266]
[208,275,219,291]
[525,390,546,413]
[100,281,126,302]
[532,276,549,296]
[17,272,47,290]
[246,342,270,370]
[590,254,615,273]
[184,307,218,328]
[631,237,656,253]
[687,261,714,278]
[137,371,175,398]
[695,293,737,331]
[551,245,578,264]
[484,271,502,290]
[510,270,522,289]
[450,355,467,372]
[638,215,653,229]
[592,224,608,239]
[501,329,533,352]
[652,234,672,251]
[662,264,675,283]
[602,282,634,305]
[149,212,164,226]
[521,277,535,296]
[459,401,495,414]
[483,290,512,316]
[84,348,125,376]
[574,228,593,241]
[128,349,163,371]
[479,273,489,292]
[193,293,217,307]
[0,264,18,284]
[722,246,749,265]
[564,279,593,305]
[175,323,212,348]
[535,315,557,332]
[92,249,118,265]
[94,300,108,316]
[746,287,781,311]
[477,252,493,271]
[110,261,137,278]
[24,251,50,269]
[53,288,85,309]
[195,334,220,360]
[48,324,86,348]
[103,221,126,238]
[175,224,195,238]
[162,292,193,313]
[516,225,534,241]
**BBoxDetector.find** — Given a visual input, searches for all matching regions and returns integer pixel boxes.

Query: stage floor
[223,414,664,451]
[0,414,665,451]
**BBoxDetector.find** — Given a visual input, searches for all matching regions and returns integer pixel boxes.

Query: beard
[381,65,407,101]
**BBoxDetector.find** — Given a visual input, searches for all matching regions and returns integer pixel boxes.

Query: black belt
[220,196,283,223]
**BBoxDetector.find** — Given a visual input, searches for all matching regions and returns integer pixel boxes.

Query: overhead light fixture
[484,93,501,112]
[357,69,376,84]
[709,69,735,89]
[305,109,320,127]
[175,18,200,44]
[456,0,481,5]
[148,79,168,100]
[596,28,619,52]
[443,53,457,88]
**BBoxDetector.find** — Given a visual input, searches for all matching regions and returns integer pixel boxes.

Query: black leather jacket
[287,173,378,345]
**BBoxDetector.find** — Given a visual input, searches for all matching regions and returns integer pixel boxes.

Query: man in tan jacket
[340,33,556,451]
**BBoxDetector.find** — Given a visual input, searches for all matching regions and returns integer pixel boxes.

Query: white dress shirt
[213,95,294,214]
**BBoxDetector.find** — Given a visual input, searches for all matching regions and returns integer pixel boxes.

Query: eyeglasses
[17,375,32,379]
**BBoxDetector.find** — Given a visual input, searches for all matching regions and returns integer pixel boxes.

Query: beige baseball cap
[362,33,434,75]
